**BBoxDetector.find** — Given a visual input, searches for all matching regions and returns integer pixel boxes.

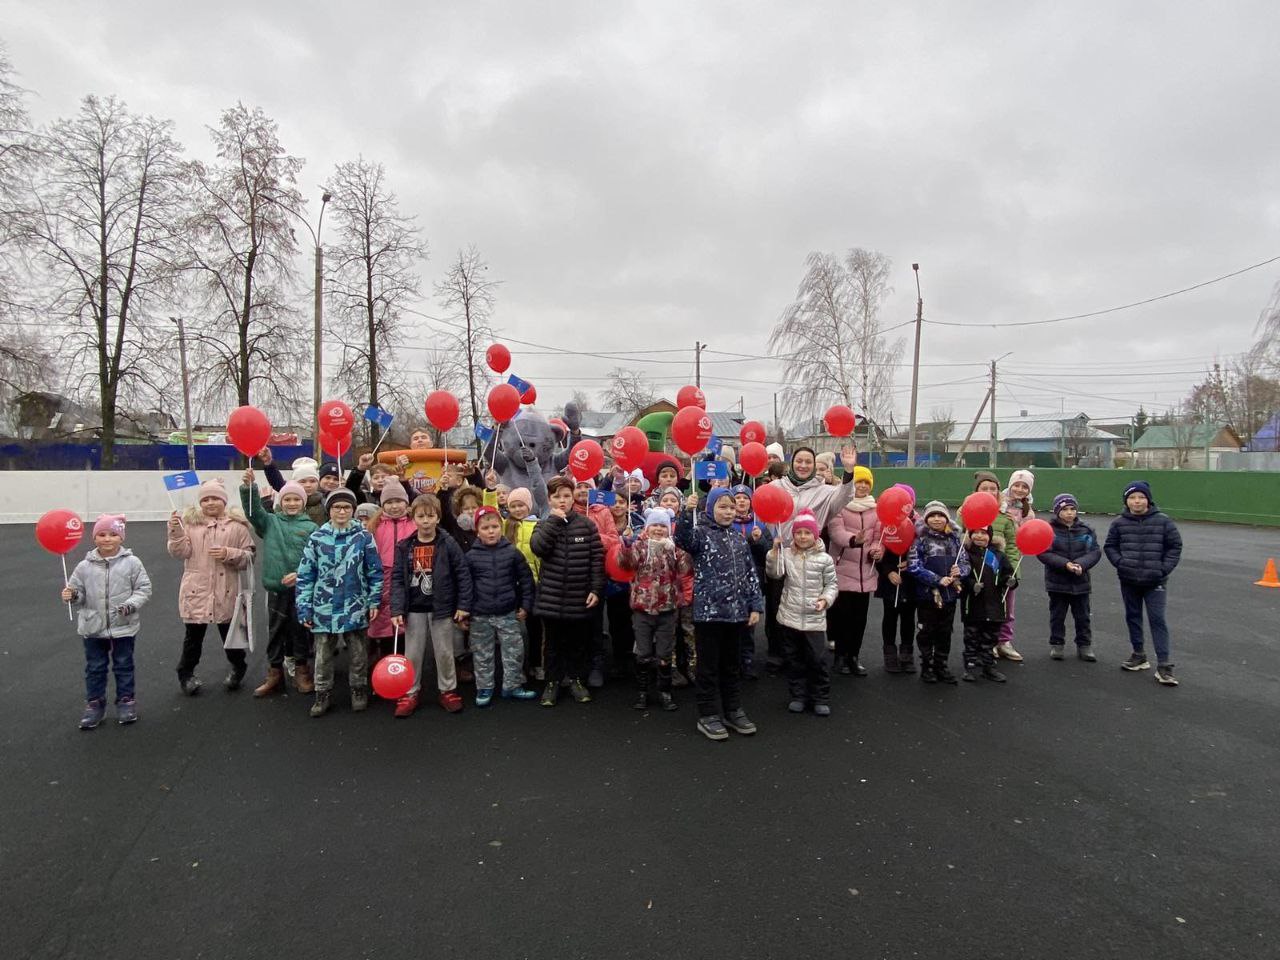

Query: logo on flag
[507,374,532,396]
[363,404,394,430]
[163,470,200,492]
[588,489,617,507]
[694,460,729,481]
[474,423,495,443]
[705,434,723,456]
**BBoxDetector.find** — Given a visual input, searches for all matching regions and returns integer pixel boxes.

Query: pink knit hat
[197,478,228,503]
[792,509,820,538]
[92,514,126,540]
[507,487,533,510]
[279,481,307,503]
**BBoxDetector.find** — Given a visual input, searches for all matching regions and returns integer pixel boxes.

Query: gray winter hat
[922,500,952,522]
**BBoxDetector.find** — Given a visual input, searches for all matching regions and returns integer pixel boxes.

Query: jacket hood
[88,546,135,562]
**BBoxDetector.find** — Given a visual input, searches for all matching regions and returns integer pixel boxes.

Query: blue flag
[363,403,394,430]
[705,434,723,456]
[694,460,729,481]
[474,423,495,443]
[507,374,532,396]
[588,489,618,507]
[163,470,200,492]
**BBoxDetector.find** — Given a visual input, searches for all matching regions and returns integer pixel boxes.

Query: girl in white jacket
[766,509,838,715]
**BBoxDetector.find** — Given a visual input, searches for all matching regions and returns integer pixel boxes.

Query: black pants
[782,625,832,705]
[177,622,242,681]
[588,603,606,672]
[915,601,956,660]
[605,592,635,674]
[266,590,312,667]
[694,621,744,718]
[962,621,999,669]
[739,621,757,673]
[525,613,544,675]
[1048,592,1092,647]
[764,578,784,666]
[882,594,915,655]
[543,616,592,683]
[827,591,871,660]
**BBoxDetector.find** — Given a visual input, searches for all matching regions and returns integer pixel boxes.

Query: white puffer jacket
[766,544,838,632]
[66,548,153,639]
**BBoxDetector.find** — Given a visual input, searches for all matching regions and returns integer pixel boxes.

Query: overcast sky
[4,1,1278,429]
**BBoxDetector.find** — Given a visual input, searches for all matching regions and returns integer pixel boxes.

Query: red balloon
[739,420,767,445]
[876,486,912,526]
[676,384,706,410]
[739,441,768,477]
[671,406,713,455]
[486,343,511,374]
[882,521,917,556]
[371,654,415,699]
[487,384,521,423]
[609,426,648,472]
[753,482,795,525]
[318,400,354,438]
[1015,518,1055,556]
[424,391,460,432]
[568,439,605,481]
[35,509,84,555]
[318,429,351,457]
[823,404,857,437]
[226,405,272,457]
[960,492,1000,531]
[521,384,537,405]
[605,544,635,583]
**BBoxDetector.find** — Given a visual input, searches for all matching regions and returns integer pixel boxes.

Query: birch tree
[433,245,499,445]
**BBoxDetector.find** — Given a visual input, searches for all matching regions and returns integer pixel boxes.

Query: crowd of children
[60,440,1186,737]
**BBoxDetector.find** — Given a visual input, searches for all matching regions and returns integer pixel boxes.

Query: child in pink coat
[825,466,882,676]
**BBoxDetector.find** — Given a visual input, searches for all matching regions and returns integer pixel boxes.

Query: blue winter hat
[728,484,752,500]
[1052,493,1078,515]
[1122,480,1153,504]
[706,487,733,519]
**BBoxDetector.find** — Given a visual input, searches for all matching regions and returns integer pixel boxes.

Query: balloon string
[393,621,400,656]
[1002,557,1023,602]
[62,554,73,621]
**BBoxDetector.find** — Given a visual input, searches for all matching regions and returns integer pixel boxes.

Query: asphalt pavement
[2,518,1278,960]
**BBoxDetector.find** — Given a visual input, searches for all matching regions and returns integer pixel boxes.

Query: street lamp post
[311,192,332,459]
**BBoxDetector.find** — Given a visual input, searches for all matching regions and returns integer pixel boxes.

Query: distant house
[1131,422,1244,470]
[1248,414,1280,452]
[884,412,1122,467]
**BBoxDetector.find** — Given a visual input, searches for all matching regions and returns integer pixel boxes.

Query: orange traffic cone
[1255,558,1280,588]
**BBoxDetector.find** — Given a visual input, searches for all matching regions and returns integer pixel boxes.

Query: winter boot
[350,686,369,712]
[898,644,917,674]
[294,661,315,694]
[933,655,958,685]
[254,667,284,698]
[962,665,979,682]
[309,691,332,717]
[982,665,1007,683]
[659,691,678,711]
[224,663,247,691]
[883,645,903,673]
[79,699,106,730]
[633,662,652,710]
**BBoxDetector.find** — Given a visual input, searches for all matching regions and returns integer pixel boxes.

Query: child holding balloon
[61,515,152,729]
[907,501,970,684]
[970,471,1028,662]
[768,509,839,715]
[959,526,1017,682]
[825,466,881,677]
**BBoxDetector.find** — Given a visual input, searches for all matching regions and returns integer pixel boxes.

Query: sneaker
[697,715,729,741]
[962,668,979,682]
[659,692,678,712]
[982,665,1007,683]
[935,664,959,685]
[919,664,938,684]
[79,699,106,730]
[476,688,494,708]
[1121,652,1150,671]
[224,665,247,691]
[1077,645,1097,662]
[309,692,331,717]
[116,698,138,725]
[1155,665,1179,686]
[350,687,369,712]
[836,657,853,676]
[723,709,757,735]
[1049,645,1065,660]
[995,642,1023,662]
[500,687,539,700]
[539,682,559,707]
[394,693,419,718]
[813,703,831,717]
[788,699,806,713]
[439,690,464,713]
[569,680,592,703]
[852,659,867,677]
[632,691,649,711]
[180,676,202,696]
[586,667,605,689]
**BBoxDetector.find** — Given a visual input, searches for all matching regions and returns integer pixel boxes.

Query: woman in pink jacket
[825,466,881,676]
[167,478,256,694]
[364,480,416,686]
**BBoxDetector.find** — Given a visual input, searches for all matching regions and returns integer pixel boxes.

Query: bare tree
[433,245,499,448]
[325,156,428,445]
[186,102,305,419]
[599,367,657,418]
[569,388,592,413]
[20,95,188,465]
[845,248,903,450]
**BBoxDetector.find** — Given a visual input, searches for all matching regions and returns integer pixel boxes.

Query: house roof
[1132,423,1241,450]
[935,414,1121,444]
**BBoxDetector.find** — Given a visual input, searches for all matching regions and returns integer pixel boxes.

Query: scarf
[844,495,876,513]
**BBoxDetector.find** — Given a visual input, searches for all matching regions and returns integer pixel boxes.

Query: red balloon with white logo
[371,654,415,699]
[676,384,706,410]
[739,441,768,477]
[226,405,273,456]
[319,400,354,438]
[875,486,912,526]
[671,406,713,455]
[424,391,459,432]
[568,439,605,481]
[882,521,917,556]
[609,426,648,472]
[739,420,767,445]
[36,509,85,555]
[486,343,512,374]
[823,404,857,437]
[487,384,521,423]
[752,482,795,525]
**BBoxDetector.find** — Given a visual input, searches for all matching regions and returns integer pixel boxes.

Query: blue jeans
[1119,582,1171,665]
[84,635,136,703]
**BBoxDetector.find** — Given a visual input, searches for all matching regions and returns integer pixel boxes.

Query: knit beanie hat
[279,481,307,503]
[319,462,340,480]
[922,500,951,523]
[643,508,672,531]
[291,457,319,480]
[893,482,916,504]
[93,514,126,540]
[705,487,733,519]
[379,479,409,505]
[1123,480,1153,504]
[765,442,784,460]
[507,487,533,510]
[626,468,650,493]
[197,478,228,504]
[853,465,874,486]
[473,505,501,527]
[324,488,357,514]
[815,451,836,472]
[791,509,820,538]
[972,470,999,490]
[728,483,752,501]
[1009,469,1035,491]
[355,503,378,522]
[1052,493,1078,515]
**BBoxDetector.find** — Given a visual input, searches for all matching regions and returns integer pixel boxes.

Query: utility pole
[773,391,780,441]
[694,341,705,388]
[171,316,196,471]
[989,359,997,468]
[312,190,332,459]
[952,388,991,467]
[906,263,923,468]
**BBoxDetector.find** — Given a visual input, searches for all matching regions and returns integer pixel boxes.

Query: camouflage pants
[313,630,368,693]
[469,614,526,692]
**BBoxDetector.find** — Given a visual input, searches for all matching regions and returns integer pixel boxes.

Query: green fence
[861,468,1280,526]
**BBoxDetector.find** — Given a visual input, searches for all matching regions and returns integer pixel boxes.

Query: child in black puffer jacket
[1038,493,1101,662]
[959,526,1016,683]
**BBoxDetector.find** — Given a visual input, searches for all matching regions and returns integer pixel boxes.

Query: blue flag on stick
[507,374,532,396]
[705,434,723,457]
[694,460,729,481]
[588,489,617,507]
[474,423,495,443]
[363,404,394,430]
[163,470,200,492]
